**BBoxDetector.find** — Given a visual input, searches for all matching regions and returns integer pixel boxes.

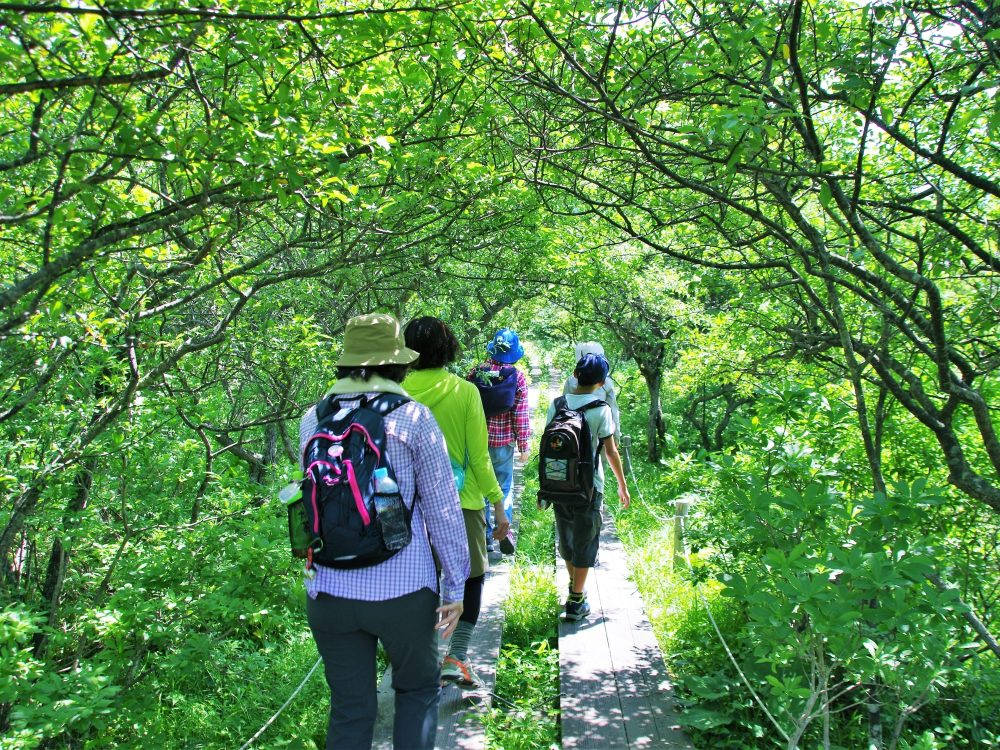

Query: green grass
[488,641,560,750]
[485,454,561,750]
[133,629,329,750]
[502,562,559,649]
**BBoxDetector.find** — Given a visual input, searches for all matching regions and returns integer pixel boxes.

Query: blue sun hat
[486,328,524,364]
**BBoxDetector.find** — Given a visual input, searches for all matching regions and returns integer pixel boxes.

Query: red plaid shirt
[472,358,531,453]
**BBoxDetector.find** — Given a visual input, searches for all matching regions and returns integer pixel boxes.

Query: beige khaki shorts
[463,506,489,578]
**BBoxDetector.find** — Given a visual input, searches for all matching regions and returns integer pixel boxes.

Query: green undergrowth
[117,538,331,749]
[485,456,560,750]
[1,501,336,750]
[612,412,1000,749]
[149,630,328,750]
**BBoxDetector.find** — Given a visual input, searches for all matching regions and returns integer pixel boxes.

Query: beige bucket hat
[335,313,420,367]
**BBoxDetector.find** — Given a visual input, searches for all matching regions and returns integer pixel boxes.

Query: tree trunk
[33,459,95,658]
[867,688,883,750]
[643,369,663,462]
[263,423,278,470]
[0,487,41,583]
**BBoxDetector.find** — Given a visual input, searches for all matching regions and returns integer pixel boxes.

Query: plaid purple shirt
[299,393,470,603]
[473,359,531,452]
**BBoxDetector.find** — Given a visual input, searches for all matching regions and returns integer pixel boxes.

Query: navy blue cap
[575,353,609,386]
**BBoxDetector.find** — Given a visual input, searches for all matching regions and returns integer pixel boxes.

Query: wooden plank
[558,512,695,749]
[372,660,394,748]
[558,551,630,749]
[594,517,696,749]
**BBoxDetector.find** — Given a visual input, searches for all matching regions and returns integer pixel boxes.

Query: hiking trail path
[371,364,693,749]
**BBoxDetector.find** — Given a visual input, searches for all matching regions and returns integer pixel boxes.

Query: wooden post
[673,497,690,571]
[620,434,633,475]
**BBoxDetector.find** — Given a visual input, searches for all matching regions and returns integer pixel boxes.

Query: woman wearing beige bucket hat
[298,313,470,750]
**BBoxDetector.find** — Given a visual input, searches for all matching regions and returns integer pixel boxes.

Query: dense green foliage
[616,368,1000,748]
[2,0,997,748]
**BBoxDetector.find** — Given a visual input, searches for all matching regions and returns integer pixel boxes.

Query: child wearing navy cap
[545,353,631,621]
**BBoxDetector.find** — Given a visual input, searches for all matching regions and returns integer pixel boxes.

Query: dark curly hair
[335,365,409,383]
[403,316,461,370]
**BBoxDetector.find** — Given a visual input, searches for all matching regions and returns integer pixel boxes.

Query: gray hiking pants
[307,587,440,750]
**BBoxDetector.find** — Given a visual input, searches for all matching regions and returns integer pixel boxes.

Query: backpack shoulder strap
[315,394,341,422]
[555,396,605,414]
[574,399,609,459]
[363,392,411,417]
[315,392,410,423]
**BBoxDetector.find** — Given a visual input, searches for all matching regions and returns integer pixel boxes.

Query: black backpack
[298,393,412,569]
[470,365,518,417]
[537,396,607,508]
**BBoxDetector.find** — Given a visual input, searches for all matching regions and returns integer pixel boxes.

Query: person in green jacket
[403,316,509,688]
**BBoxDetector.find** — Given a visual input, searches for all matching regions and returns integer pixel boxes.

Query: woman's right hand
[492,503,510,541]
[436,601,464,639]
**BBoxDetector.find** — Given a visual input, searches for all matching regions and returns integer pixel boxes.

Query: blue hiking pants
[485,443,515,540]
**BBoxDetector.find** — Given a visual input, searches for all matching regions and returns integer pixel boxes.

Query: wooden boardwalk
[371,370,693,748]
[557,512,695,749]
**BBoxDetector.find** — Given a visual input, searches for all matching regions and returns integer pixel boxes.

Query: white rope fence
[620,438,791,743]
[237,656,322,750]
[676,513,791,743]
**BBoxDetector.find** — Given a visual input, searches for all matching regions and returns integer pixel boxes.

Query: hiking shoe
[563,596,591,622]
[440,655,484,689]
[499,531,516,555]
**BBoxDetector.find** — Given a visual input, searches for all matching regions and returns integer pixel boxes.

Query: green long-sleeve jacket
[402,368,503,511]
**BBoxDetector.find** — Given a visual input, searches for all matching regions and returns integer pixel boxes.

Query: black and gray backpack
[537,396,607,508]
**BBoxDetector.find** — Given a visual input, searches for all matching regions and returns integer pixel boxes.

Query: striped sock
[448,620,475,662]
[569,591,586,603]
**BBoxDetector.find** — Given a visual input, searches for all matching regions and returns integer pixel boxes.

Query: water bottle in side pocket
[279,471,312,558]
[373,467,410,551]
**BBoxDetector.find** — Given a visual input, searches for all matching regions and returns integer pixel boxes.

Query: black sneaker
[563,596,591,621]
[499,531,516,555]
